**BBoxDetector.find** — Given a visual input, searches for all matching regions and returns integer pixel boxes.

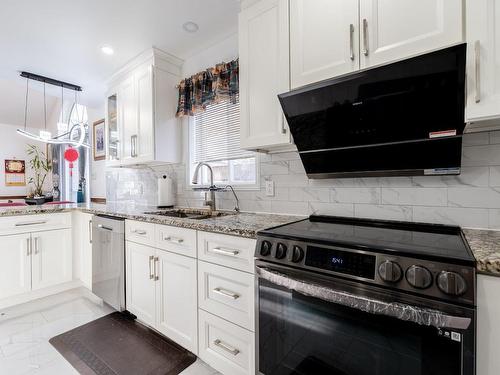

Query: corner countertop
[0,204,498,277]
[0,203,302,239]
[463,229,500,277]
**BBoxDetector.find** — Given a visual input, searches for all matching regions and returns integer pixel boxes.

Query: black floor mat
[49,312,196,375]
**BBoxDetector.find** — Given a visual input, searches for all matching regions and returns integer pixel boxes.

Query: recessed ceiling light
[182,21,199,33]
[101,45,114,55]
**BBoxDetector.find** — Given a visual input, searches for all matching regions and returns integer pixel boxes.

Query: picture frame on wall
[93,119,106,161]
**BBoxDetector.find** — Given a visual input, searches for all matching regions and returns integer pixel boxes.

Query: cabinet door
[120,75,137,163]
[466,0,500,123]
[0,233,31,300]
[72,212,93,289]
[105,87,122,167]
[290,0,359,88]
[125,241,156,326]
[359,0,463,69]
[477,275,500,375]
[31,229,72,291]
[135,66,155,162]
[239,0,292,150]
[155,250,198,354]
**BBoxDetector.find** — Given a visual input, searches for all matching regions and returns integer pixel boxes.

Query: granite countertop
[0,203,302,239]
[1,204,499,276]
[463,229,500,277]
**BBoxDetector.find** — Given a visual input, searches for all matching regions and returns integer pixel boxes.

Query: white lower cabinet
[156,250,198,352]
[0,228,72,302]
[0,233,32,300]
[125,240,198,354]
[198,309,255,375]
[477,274,500,375]
[72,212,93,289]
[31,229,72,290]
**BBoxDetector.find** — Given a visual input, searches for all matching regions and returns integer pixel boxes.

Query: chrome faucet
[192,162,216,211]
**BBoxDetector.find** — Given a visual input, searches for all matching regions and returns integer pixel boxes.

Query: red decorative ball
[64,147,79,163]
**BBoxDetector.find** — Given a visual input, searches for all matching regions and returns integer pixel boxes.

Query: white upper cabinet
[239,0,293,151]
[465,0,500,127]
[359,0,463,69]
[105,48,183,167]
[290,0,359,89]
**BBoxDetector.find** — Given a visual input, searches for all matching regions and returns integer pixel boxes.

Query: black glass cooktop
[259,215,475,264]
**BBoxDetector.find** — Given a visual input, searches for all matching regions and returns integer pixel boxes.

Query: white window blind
[194,96,253,163]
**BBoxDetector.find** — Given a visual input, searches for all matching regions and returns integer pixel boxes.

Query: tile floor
[0,288,219,375]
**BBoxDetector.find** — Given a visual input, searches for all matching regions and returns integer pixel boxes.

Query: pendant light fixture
[16,71,90,148]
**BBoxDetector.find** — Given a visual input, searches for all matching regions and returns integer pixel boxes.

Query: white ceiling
[0,0,240,111]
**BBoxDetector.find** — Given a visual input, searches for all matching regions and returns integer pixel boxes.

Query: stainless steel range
[255,215,476,375]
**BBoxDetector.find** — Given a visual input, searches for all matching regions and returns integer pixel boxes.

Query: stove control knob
[406,265,433,289]
[437,271,467,296]
[260,241,272,256]
[275,243,287,259]
[291,246,305,263]
[378,260,402,283]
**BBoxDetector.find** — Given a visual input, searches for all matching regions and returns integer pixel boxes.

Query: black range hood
[278,44,467,179]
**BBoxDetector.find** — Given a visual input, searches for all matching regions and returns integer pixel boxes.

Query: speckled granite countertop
[1,204,498,275]
[463,229,500,277]
[0,203,302,239]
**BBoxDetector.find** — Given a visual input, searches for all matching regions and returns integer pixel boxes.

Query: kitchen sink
[143,209,234,220]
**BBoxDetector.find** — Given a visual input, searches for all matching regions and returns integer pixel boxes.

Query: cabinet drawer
[0,213,71,236]
[125,220,156,246]
[198,232,256,273]
[198,261,255,331]
[156,225,196,258]
[198,309,255,375]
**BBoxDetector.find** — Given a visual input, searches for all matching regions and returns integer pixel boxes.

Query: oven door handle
[257,266,471,330]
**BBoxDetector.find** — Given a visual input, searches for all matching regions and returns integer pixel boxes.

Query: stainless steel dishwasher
[92,215,125,311]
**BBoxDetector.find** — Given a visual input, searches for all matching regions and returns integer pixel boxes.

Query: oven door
[256,261,475,375]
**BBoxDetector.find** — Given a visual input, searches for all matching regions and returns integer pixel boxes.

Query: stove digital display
[305,246,376,279]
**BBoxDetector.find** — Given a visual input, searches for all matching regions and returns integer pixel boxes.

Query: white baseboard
[0,280,85,310]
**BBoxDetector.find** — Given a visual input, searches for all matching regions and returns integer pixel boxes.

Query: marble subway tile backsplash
[107,131,500,230]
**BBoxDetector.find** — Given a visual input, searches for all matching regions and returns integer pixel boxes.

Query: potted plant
[25,144,53,205]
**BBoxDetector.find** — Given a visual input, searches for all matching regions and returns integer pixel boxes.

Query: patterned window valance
[176,59,239,118]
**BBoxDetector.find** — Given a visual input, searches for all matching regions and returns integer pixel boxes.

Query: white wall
[0,123,50,197]
[87,106,106,199]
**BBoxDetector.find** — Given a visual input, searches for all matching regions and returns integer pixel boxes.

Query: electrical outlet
[265,180,275,197]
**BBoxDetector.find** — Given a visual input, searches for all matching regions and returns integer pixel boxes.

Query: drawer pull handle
[213,287,240,300]
[133,229,147,235]
[16,220,47,227]
[164,236,184,244]
[213,339,240,356]
[211,247,239,257]
[33,237,39,255]
[154,256,159,281]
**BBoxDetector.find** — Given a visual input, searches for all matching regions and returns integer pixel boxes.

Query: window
[189,97,257,188]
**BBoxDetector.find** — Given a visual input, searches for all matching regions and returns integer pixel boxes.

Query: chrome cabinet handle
[281,116,287,135]
[154,256,159,281]
[89,220,93,244]
[33,237,39,255]
[349,23,355,61]
[149,255,154,280]
[16,220,47,227]
[133,229,147,235]
[213,287,240,300]
[213,339,240,356]
[475,40,481,103]
[26,238,31,256]
[97,224,113,231]
[362,18,369,56]
[211,247,240,257]
[163,236,184,244]
[131,134,138,157]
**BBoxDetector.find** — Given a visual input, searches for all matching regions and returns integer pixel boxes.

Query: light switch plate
[265,180,275,197]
